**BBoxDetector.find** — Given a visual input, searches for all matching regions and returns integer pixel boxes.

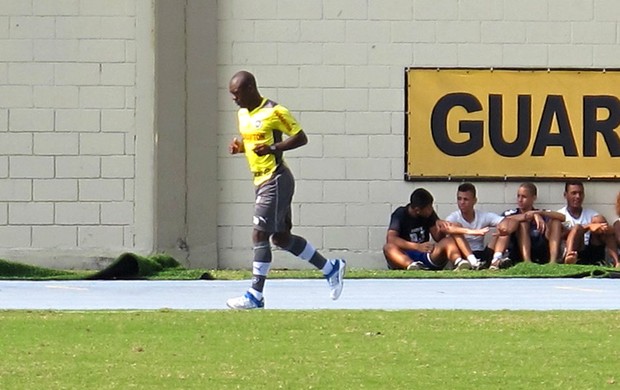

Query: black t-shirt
[388,205,439,243]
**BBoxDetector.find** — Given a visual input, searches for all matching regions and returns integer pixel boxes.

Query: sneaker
[455,259,471,271]
[226,291,264,310]
[490,256,512,270]
[325,259,346,300]
[407,261,424,270]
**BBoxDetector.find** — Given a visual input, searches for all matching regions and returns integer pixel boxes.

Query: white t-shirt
[445,209,504,251]
[557,206,599,245]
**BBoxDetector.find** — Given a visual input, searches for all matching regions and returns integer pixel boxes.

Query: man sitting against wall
[559,181,618,267]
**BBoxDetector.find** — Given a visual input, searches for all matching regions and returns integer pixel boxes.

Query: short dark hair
[520,182,537,196]
[410,188,434,209]
[457,182,476,197]
[564,180,583,193]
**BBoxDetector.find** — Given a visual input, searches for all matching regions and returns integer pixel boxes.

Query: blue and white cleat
[325,259,346,300]
[226,291,265,310]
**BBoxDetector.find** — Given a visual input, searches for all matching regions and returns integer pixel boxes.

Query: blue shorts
[405,250,442,270]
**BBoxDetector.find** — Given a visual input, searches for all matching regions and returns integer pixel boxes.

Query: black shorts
[253,165,293,233]
[576,244,606,265]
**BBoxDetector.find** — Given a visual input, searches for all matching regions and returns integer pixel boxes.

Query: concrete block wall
[0,0,139,266]
[216,0,620,269]
[2,0,619,270]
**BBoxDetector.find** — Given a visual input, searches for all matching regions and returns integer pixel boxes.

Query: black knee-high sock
[283,235,328,270]
[250,241,271,296]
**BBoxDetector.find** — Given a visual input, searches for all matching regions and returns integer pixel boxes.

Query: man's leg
[545,219,562,263]
[564,225,585,264]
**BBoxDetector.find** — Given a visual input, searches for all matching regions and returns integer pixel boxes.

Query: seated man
[383,188,485,271]
[502,182,565,264]
[559,181,618,267]
[444,182,519,270]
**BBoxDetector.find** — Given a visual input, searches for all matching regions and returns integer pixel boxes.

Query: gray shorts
[254,165,294,233]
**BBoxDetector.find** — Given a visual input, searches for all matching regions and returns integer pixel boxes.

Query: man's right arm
[386,230,434,252]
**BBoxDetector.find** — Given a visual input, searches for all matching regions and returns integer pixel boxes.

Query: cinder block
[0,202,6,223]
[525,22,570,44]
[255,20,300,42]
[79,179,124,201]
[101,63,135,86]
[345,158,391,180]
[0,179,31,201]
[458,0,503,20]
[323,43,367,65]
[8,63,53,85]
[34,133,79,155]
[55,16,101,38]
[345,112,391,134]
[101,156,134,178]
[9,16,55,38]
[549,0,592,21]
[346,21,390,43]
[345,66,391,88]
[101,201,133,224]
[34,86,79,108]
[457,44,503,67]
[33,179,78,201]
[0,39,33,61]
[324,181,369,203]
[278,43,323,65]
[324,0,367,20]
[481,21,527,43]
[80,133,125,155]
[346,203,391,226]
[9,109,54,132]
[33,0,79,16]
[300,66,345,88]
[392,21,436,43]
[299,203,345,226]
[0,109,7,131]
[549,45,593,67]
[80,0,135,16]
[55,63,100,85]
[55,109,100,132]
[0,133,32,154]
[9,156,54,178]
[0,156,6,177]
[436,21,480,43]
[323,135,368,157]
[101,109,134,132]
[300,21,344,42]
[0,226,31,247]
[0,86,32,107]
[324,226,368,250]
[232,42,278,65]
[278,0,321,19]
[299,158,346,180]
[80,86,125,108]
[34,39,79,61]
[79,40,125,62]
[9,202,54,224]
[78,225,124,248]
[32,226,77,247]
[55,202,99,224]
[414,0,459,20]
[101,17,135,39]
[369,0,412,20]
[0,1,32,14]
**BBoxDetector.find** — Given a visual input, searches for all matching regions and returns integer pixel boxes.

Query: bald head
[229,70,262,110]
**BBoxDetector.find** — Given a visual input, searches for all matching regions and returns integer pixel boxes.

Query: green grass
[1,254,618,280]
[1,310,618,389]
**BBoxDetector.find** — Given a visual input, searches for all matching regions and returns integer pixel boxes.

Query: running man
[226,71,345,309]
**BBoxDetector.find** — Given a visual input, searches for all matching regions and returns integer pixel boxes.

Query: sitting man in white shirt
[559,181,618,267]
[444,182,521,270]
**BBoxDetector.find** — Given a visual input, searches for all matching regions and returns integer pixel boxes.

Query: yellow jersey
[237,98,302,185]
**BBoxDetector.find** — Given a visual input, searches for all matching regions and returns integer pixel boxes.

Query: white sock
[467,254,479,265]
[248,288,263,300]
[455,257,465,265]
[493,252,503,260]
[321,260,334,276]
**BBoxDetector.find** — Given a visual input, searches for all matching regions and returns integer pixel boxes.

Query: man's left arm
[253,130,308,156]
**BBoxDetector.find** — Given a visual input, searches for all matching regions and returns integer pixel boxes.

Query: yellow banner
[406,68,620,180]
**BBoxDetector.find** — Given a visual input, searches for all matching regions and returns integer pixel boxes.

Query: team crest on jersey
[254,120,262,129]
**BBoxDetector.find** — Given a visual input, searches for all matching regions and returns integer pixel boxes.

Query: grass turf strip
[1,254,619,280]
[0,310,618,389]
